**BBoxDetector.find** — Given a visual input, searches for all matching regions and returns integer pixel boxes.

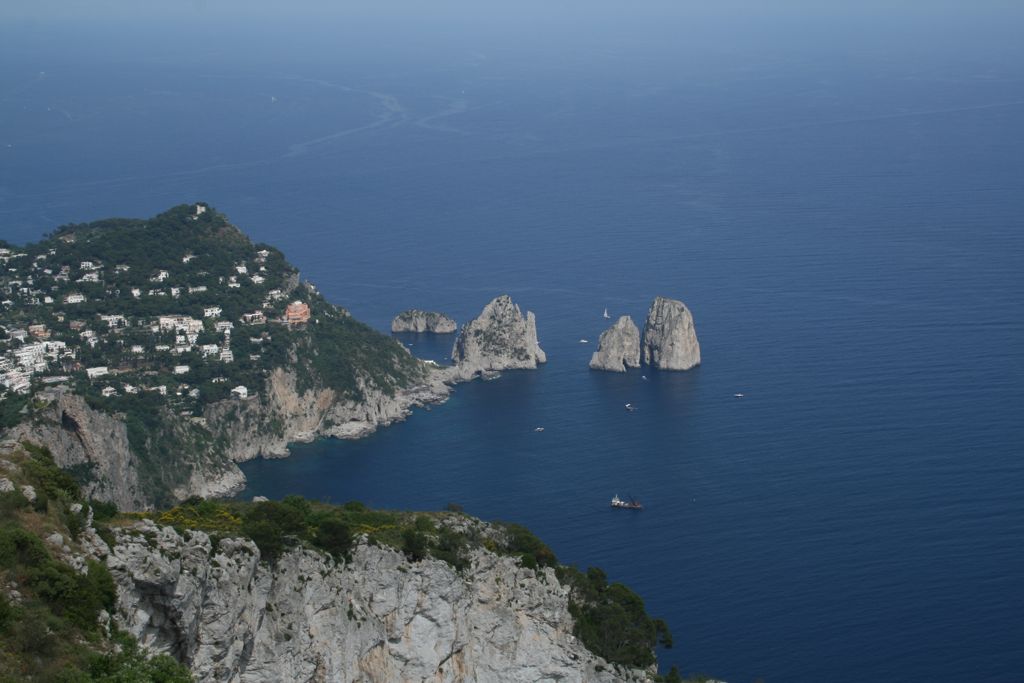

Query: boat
[611,495,643,510]
[579,338,589,343]
[534,426,545,432]
[624,403,637,412]
[734,393,745,398]
[603,308,611,319]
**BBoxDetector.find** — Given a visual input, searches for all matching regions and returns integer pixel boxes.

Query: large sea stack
[641,296,701,370]
[451,295,546,376]
[589,316,641,372]
[391,309,458,333]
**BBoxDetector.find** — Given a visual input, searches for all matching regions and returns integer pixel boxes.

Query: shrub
[501,523,557,568]
[401,528,428,562]
[313,517,352,559]
[20,442,81,501]
[557,565,672,669]
[241,500,307,562]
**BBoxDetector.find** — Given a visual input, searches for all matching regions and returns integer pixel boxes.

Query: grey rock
[251,496,269,503]
[641,296,701,371]
[46,532,65,548]
[0,477,13,493]
[20,485,36,502]
[451,295,546,378]
[6,391,146,510]
[391,309,457,334]
[108,520,646,683]
[589,316,641,372]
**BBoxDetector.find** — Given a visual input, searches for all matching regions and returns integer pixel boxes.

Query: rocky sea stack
[641,296,701,370]
[589,316,641,372]
[451,295,546,376]
[391,309,458,333]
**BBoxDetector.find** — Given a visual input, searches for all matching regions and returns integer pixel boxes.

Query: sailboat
[603,308,610,319]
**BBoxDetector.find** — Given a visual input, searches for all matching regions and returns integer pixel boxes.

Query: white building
[86,366,108,379]
[64,292,86,304]
[204,306,222,318]
[231,385,248,399]
[173,365,190,375]
[158,316,203,334]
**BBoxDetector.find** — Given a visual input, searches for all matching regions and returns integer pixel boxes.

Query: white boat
[734,393,745,398]
[603,308,610,319]
[579,338,589,343]
[611,495,643,510]
[534,427,545,432]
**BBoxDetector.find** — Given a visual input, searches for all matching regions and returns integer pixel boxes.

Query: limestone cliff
[590,316,641,373]
[391,309,458,333]
[7,391,147,511]
[450,295,546,378]
[100,519,651,683]
[641,297,701,371]
[204,366,451,462]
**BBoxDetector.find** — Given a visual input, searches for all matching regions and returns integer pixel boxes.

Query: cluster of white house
[0,338,75,394]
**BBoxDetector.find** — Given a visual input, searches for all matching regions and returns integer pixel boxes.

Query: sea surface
[2,5,1023,681]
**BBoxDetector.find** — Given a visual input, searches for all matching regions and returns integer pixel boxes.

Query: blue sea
[2,4,1023,680]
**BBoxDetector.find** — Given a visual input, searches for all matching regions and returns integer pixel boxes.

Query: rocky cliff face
[102,519,648,683]
[391,309,458,334]
[451,295,546,378]
[6,391,147,511]
[204,366,451,463]
[590,316,641,373]
[641,297,701,371]
[6,364,450,511]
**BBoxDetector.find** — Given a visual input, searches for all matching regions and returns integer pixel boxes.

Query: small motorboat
[624,403,638,412]
[534,427,545,432]
[603,308,611,319]
[579,338,589,343]
[734,393,745,398]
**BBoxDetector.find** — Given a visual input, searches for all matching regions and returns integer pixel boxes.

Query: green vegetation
[556,565,673,670]
[0,445,192,682]
[2,204,432,504]
[2,443,676,678]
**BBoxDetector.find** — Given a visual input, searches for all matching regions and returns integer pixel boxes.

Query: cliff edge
[641,297,701,371]
[391,309,458,333]
[590,316,641,373]
[451,295,546,378]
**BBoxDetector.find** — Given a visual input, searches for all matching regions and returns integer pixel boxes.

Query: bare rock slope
[589,316,641,372]
[105,520,651,683]
[391,309,458,333]
[451,295,546,378]
[641,296,701,371]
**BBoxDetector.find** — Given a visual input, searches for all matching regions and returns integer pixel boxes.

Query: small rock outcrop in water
[641,296,701,370]
[390,309,457,333]
[589,316,641,372]
[451,295,546,376]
